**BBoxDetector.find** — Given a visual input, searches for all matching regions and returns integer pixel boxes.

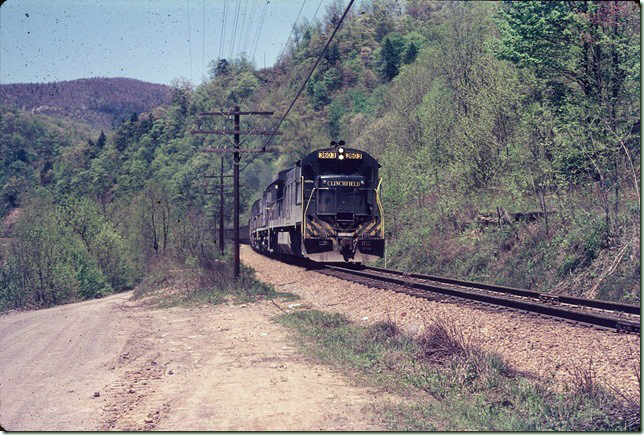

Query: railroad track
[320,263,640,335]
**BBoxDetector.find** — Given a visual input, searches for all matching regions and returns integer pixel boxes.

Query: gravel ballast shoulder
[241,246,640,399]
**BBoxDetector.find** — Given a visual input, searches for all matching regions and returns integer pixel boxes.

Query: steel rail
[357,265,641,315]
[324,265,640,334]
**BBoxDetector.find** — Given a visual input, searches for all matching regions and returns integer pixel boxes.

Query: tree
[97,131,106,150]
[378,33,404,81]
[402,41,419,65]
[496,0,640,235]
[209,58,230,78]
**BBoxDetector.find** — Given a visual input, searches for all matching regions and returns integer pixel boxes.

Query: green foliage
[311,80,330,108]
[72,249,110,300]
[0,193,112,309]
[279,310,637,431]
[0,105,79,214]
[327,99,345,140]
[377,31,426,81]
[0,0,639,311]
[378,33,404,81]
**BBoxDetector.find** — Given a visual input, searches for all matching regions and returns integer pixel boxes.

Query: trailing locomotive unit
[249,141,384,262]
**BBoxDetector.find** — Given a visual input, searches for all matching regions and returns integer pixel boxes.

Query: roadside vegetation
[131,249,296,308]
[278,309,640,431]
[0,1,639,310]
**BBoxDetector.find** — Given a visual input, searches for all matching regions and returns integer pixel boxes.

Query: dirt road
[0,292,389,431]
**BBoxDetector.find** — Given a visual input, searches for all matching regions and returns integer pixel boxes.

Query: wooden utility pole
[194,106,280,278]
[219,156,225,255]
[233,110,241,278]
[203,170,233,254]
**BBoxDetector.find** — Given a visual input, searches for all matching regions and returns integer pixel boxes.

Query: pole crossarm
[203,190,233,195]
[200,183,232,188]
[194,106,278,279]
[201,147,281,153]
[199,111,275,116]
[192,129,282,136]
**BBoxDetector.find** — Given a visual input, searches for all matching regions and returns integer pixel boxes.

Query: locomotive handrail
[302,186,318,238]
[375,178,384,238]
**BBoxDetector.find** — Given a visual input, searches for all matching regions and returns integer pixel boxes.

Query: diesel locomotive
[249,141,384,262]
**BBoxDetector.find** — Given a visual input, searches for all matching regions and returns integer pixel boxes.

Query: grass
[384,198,640,304]
[277,309,640,431]
[132,252,298,307]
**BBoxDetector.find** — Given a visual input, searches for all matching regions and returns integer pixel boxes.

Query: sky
[0,0,338,85]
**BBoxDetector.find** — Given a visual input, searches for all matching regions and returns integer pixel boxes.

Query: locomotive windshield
[316,159,373,180]
[318,189,369,215]
[317,175,369,215]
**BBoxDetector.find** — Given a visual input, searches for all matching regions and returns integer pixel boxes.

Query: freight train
[249,141,384,263]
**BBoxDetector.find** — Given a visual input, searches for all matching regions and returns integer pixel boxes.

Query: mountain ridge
[0,77,172,129]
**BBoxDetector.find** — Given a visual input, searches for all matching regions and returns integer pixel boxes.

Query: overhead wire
[236,0,250,57]
[186,0,194,82]
[229,0,241,59]
[261,0,355,151]
[239,0,356,173]
[250,0,269,61]
[277,0,308,63]
[311,0,324,23]
[218,0,227,61]
[242,0,258,57]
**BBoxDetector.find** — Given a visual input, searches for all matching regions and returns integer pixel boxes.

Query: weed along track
[241,246,641,403]
[321,264,640,335]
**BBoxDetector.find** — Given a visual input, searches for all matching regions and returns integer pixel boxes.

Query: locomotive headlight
[338,154,345,160]
[338,147,344,154]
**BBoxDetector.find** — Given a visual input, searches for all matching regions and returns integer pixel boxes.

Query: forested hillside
[0,78,172,129]
[0,0,639,311]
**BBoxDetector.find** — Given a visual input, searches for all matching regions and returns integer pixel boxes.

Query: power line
[242,0,258,56]
[229,0,241,59]
[186,0,194,82]
[237,0,355,173]
[261,0,356,151]
[312,0,324,23]
[213,0,356,174]
[219,0,228,61]
[250,0,269,61]
[278,0,307,63]
[236,0,250,57]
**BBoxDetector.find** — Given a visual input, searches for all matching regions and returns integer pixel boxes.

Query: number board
[318,151,337,159]
[345,152,362,159]
[326,180,362,187]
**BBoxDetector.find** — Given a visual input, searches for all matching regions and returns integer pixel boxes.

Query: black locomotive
[249,141,385,262]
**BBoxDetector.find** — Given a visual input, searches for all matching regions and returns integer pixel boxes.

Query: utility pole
[203,170,233,254]
[233,109,241,278]
[219,156,225,255]
[193,106,280,278]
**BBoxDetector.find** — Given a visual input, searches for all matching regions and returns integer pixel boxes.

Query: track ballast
[319,263,640,335]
